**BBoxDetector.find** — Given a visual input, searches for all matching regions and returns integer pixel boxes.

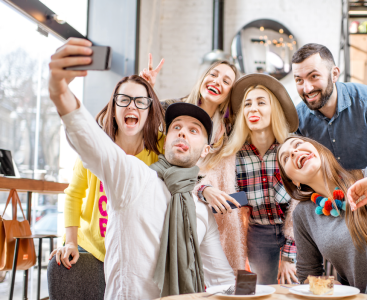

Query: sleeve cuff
[281,238,297,262]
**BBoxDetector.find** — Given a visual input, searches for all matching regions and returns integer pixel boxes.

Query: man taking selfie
[48,38,234,300]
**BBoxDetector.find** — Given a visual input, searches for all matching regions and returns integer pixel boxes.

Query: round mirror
[231,19,298,80]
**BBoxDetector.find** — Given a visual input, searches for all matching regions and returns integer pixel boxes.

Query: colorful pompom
[320,198,328,208]
[315,206,323,215]
[311,193,320,203]
[334,200,343,209]
[330,209,340,217]
[342,201,347,211]
[324,200,333,211]
[311,188,345,218]
[333,189,344,200]
[322,208,331,215]
[316,196,324,206]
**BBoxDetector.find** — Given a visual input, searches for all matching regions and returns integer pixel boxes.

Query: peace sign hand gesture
[139,53,164,88]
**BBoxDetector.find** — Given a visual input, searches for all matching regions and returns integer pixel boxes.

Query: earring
[297,185,301,191]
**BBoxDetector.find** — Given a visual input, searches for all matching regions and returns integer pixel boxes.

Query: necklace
[310,187,346,217]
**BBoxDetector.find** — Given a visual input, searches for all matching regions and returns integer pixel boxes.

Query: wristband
[281,256,295,264]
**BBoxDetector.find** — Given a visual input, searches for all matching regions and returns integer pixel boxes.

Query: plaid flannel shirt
[236,142,296,260]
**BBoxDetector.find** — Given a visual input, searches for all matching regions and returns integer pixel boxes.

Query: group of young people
[46,38,367,299]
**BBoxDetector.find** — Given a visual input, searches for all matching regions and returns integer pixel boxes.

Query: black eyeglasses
[114,94,152,110]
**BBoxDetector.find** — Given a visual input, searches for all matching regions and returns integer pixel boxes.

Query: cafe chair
[8,234,58,300]
[47,253,105,300]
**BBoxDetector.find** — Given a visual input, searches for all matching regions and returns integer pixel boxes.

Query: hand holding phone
[65,46,112,71]
[211,191,248,214]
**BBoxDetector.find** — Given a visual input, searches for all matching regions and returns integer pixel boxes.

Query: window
[0,1,87,298]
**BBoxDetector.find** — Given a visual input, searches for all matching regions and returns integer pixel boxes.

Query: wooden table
[154,285,367,300]
[0,177,68,300]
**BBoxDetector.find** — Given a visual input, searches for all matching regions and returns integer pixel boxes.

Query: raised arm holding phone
[47,38,235,300]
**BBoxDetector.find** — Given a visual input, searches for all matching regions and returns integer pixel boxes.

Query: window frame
[3,0,86,41]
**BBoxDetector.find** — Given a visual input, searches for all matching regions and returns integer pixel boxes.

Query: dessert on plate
[235,270,257,295]
[308,275,334,295]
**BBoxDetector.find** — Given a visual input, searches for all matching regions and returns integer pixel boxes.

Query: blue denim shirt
[296,81,367,170]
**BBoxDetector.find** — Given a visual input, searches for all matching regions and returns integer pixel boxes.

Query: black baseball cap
[165,102,213,144]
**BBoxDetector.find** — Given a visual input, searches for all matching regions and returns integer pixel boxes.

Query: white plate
[289,284,360,298]
[206,284,276,298]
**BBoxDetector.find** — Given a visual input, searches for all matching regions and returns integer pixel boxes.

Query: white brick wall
[139,0,342,104]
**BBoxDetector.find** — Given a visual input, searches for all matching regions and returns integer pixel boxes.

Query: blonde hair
[223,85,290,157]
[184,61,238,170]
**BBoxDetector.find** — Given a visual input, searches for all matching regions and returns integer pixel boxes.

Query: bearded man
[292,43,367,170]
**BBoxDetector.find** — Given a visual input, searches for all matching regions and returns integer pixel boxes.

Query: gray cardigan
[293,201,367,293]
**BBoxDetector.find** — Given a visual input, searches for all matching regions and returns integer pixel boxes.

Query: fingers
[69,252,80,265]
[356,195,367,209]
[221,198,232,213]
[148,53,153,71]
[290,271,299,283]
[213,195,231,213]
[61,253,72,269]
[285,272,292,284]
[347,179,367,211]
[213,206,221,213]
[154,58,165,73]
[212,203,225,214]
[49,249,57,260]
[55,249,61,266]
[280,273,285,285]
[50,56,92,70]
[65,37,92,47]
[225,194,241,208]
[52,44,92,60]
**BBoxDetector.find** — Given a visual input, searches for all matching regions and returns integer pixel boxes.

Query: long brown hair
[277,135,367,249]
[95,75,164,155]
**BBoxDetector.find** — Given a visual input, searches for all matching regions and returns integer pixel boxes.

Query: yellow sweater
[64,137,165,262]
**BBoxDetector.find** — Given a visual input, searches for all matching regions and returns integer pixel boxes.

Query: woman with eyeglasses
[48,74,164,284]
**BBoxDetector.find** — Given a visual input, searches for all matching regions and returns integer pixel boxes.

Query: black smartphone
[212,191,248,214]
[65,46,112,71]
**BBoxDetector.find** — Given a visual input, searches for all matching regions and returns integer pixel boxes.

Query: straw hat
[230,73,299,132]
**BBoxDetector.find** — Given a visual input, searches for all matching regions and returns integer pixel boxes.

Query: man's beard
[301,75,334,110]
[165,138,203,168]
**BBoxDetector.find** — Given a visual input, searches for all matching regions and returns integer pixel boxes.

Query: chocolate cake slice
[235,270,257,295]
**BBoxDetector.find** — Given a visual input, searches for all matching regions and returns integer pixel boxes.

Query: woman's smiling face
[114,81,150,137]
[278,137,322,186]
[199,63,236,106]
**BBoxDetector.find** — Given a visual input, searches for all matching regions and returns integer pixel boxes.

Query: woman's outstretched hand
[49,243,80,269]
[347,177,367,211]
[49,37,92,115]
[139,53,164,88]
[277,260,299,284]
[202,186,241,214]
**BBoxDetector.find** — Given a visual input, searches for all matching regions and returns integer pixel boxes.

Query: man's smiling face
[164,115,210,168]
[292,53,335,110]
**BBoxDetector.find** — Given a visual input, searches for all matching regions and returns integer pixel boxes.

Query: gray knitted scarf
[150,154,205,296]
